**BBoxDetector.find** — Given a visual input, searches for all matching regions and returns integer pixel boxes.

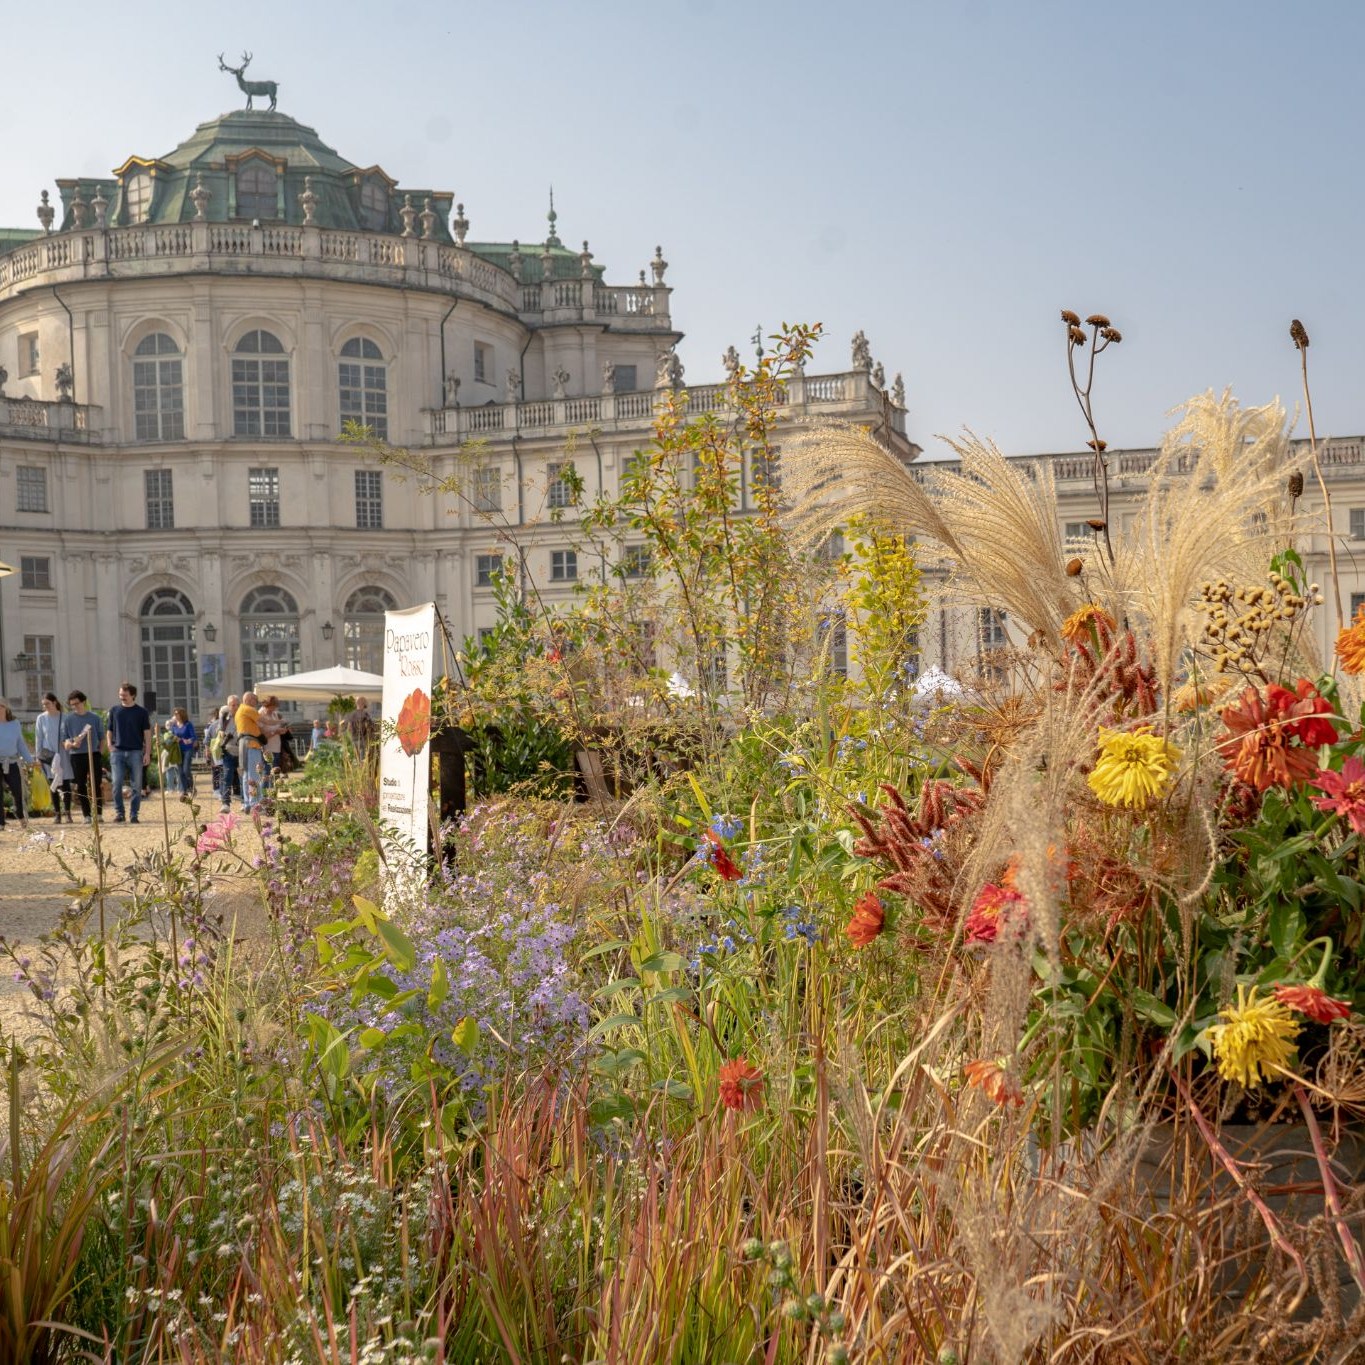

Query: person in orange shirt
[234,691,267,811]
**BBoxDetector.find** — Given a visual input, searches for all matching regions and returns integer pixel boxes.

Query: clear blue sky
[4,0,1359,458]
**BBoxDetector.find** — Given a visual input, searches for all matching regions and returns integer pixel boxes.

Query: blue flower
[710,812,744,840]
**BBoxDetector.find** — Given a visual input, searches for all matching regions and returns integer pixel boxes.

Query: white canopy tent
[257,665,385,703]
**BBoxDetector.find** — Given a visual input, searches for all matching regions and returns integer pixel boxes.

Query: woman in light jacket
[34,693,75,823]
[0,698,33,829]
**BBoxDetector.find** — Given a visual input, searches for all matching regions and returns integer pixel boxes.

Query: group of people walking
[206,692,297,814]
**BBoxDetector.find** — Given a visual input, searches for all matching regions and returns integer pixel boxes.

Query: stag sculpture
[218,52,278,111]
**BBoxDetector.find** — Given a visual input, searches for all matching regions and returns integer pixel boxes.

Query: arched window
[343,586,396,673]
[339,336,387,439]
[235,161,277,220]
[232,330,291,438]
[359,177,390,232]
[124,172,153,225]
[139,589,198,717]
[132,333,184,441]
[239,585,300,694]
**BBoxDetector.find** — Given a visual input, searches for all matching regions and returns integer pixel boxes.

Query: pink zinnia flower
[1273,982,1353,1024]
[196,811,239,854]
[1310,756,1365,834]
[718,1057,763,1111]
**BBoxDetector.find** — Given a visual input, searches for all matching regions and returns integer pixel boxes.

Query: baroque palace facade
[0,102,912,717]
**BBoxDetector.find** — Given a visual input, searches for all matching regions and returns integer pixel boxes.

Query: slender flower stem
[1294,1084,1365,1295]
[1295,330,1344,666]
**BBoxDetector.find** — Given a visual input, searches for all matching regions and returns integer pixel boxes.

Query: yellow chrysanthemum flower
[1207,984,1299,1088]
[1086,726,1180,809]
[1060,601,1116,645]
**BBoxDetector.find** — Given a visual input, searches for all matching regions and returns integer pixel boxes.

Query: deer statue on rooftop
[218,52,278,111]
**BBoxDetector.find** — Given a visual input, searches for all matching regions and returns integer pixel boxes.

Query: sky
[3,0,1360,459]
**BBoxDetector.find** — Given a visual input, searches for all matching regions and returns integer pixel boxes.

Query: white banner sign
[380,602,436,876]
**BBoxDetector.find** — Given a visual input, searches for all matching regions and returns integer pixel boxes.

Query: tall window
[612,364,637,394]
[18,333,39,377]
[1351,508,1365,541]
[979,608,1008,651]
[818,614,849,677]
[339,337,387,439]
[235,161,277,220]
[547,462,575,510]
[476,553,507,588]
[473,341,492,384]
[472,466,502,513]
[132,333,184,441]
[232,331,291,437]
[139,590,198,718]
[124,172,153,224]
[239,586,300,693]
[20,556,51,590]
[343,586,396,673]
[248,467,281,528]
[619,545,651,578]
[16,466,48,513]
[21,635,55,711]
[355,470,383,529]
[145,469,174,529]
[550,549,577,582]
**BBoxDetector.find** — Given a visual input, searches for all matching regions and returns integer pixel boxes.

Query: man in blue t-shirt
[104,680,152,823]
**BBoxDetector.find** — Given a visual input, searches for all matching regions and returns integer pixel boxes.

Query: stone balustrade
[0,221,672,331]
[424,368,907,442]
[0,396,99,443]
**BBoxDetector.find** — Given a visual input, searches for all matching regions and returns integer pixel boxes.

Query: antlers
[217,51,251,72]
[240,51,252,70]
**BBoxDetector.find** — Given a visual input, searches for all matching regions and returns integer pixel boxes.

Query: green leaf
[352,895,381,931]
[588,1012,639,1040]
[428,957,449,1011]
[650,1077,693,1099]
[452,1016,480,1055]
[588,1093,636,1126]
[646,985,693,1006]
[639,950,684,975]
[594,977,640,1001]
[358,1027,387,1050]
[304,1012,351,1081]
[581,938,632,961]
[1130,989,1176,1029]
[373,917,416,973]
[1268,901,1307,961]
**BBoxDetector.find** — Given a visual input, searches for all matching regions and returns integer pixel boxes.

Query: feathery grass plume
[1113,390,1310,695]
[782,423,1078,648]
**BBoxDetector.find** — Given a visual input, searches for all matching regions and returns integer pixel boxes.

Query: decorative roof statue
[36,190,54,233]
[91,188,109,229]
[851,330,872,371]
[507,240,522,281]
[419,198,437,240]
[218,51,278,112]
[190,173,210,221]
[0,365,8,397]
[505,368,520,403]
[580,240,594,280]
[650,245,668,285]
[70,188,88,230]
[722,345,741,378]
[892,373,906,409]
[655,348,684,390]
[601,360,616,395]
[444,373,461,407]
[298,176,318,226]
[551,366,570,399]
[451,203,469,247]
[872,361,885,389]
[399,194,417,238]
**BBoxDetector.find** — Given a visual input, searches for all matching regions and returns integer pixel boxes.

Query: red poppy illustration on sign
[396,687,432,756]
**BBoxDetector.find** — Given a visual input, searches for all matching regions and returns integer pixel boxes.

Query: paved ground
[0,793,304,1044]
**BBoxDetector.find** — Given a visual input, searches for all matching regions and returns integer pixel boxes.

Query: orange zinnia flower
[1273,983,1353,1024]
[846,891,885,948]
[963,1059,1023,1107]
[396,688,432,756]
[1060,602,1116,646]
[1337,603,1365,674]
[1218,685,1319,792]
[965,882,1026,945]
[718,1057,764,1111]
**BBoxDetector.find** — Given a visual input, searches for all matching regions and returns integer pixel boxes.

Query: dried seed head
[1060,309,1081,326]
[1101,326,1123,343]
[1086,314,1111,328]
[1066,557,1084,577]
[1086,518,1106,531]
[1086,438,1108,452]
[1068,326,1087,347]
[1290,318,1310,349]
[1287,470,1304,498]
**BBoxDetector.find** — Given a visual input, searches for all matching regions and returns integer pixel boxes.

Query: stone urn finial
[37,190,54,233]
[70,187,88,230]
[452,202,469,246]
[399,193,417,237]
[190,173,210,222]
[650,245,668,284]
[91,188,109,229]
[507,239,522,282]
[298,175,317,226]
[419,197,437,240]
[580,240,593,280]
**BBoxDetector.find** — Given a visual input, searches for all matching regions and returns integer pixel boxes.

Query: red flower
[1311,756,1365,834]
[1273,983,1353,1024]
[1281,678,1337,749]
[964,882,1027,945]
[963,1059,1023,1107]
[396,688,432,757]
[845,891,885,948]
[701,829,743,881]
[718,1057,764,1111]
[1218,685,1319,792]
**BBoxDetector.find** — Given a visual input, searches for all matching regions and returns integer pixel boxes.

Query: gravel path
[0,797,310,1044]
